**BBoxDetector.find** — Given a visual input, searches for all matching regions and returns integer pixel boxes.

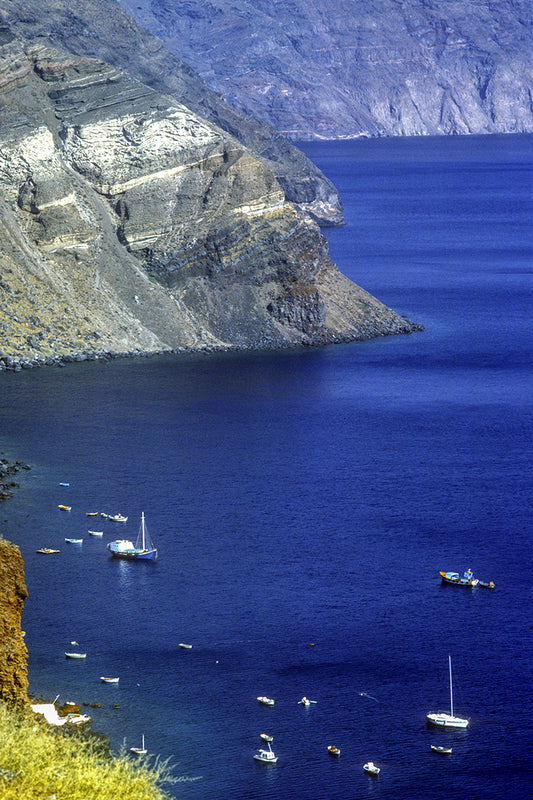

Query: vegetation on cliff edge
[0,703,173,800]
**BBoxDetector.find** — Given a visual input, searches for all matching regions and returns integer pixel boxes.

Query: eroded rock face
[0,539,28,707]
[0,0,343,225]
[0,36,421,365]
[118,0,533,140]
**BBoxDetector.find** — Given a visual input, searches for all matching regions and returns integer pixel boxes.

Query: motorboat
[36,548,60,554]
[86,511,98,517]
[107,512,157,560]
[58,505,71,512]
[257,696,274,706]
[179,643,193,649]
[65,652,86,659]
[59,482,69,487]
[88,530,103,536]
[108,513,128,523]
[328,745,341,756]
[130,735,147,755]
[260,733,273,742]
[298,696,317,705]
[478,580,495,589]
[431,745,453,754]
[439,569,479,587]
[253,741,277,763]
[427,655,469,728]
[363,761,380,775]
[65,538,83,544]
[100,676,119,684]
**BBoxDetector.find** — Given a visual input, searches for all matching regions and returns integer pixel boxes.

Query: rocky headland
[0,31,421,369]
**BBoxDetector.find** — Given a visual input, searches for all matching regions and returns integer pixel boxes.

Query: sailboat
[427,654,469,728]
[107,512,157,560]
[130,735,147,755]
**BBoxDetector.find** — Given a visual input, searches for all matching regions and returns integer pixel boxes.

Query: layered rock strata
[0,36,421,367]
[0,538,28,707]
[0,0,343,225]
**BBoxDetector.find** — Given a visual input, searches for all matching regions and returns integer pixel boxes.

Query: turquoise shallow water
[1,133,532,799]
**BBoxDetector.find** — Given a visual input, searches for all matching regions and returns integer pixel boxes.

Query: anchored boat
[107,512,157,560]
[427,654,469,728]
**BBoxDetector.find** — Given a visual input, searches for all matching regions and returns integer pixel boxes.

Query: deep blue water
[1,134,532,799]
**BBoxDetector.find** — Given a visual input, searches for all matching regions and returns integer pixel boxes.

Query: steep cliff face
[0,539,28,707]
[0,35,420,366]
[0,0,343,225]
[118,0,533,140]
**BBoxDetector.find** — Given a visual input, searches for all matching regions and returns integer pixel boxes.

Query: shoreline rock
[0,457,31,503]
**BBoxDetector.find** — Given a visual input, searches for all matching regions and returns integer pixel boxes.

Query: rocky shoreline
[0,314,423,374]
[0,457,31,503]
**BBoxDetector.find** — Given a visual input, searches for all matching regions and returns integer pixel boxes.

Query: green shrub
[0,703,173,799]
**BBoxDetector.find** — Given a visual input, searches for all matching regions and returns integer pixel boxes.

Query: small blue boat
[107,512,157,560]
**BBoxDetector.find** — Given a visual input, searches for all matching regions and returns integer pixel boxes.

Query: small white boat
[130,734,147,755]
[66,714,91,725]
[59,482,70,487]
[427,655,469,729]
[88,530,103,536]
[58,504,71,511]
[179,643,193,649]
[65,538,83,544]
[328,745,341,756]
[100,676,119,684]
[257,696,274,706]
[431,745,453,754]
[108,513,128,523]
[260,733,273,742]
[65,652,86,659]
[36,548,60,554]
[253,741,277,763]
[100,513,108,518]
[363,761,380,775]
[298,696,317,706]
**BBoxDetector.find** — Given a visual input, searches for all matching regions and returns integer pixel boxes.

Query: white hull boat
[427,654,469,729]
[130,735,147,755]
[65,652,86,659]
[107,512,157,560]
[363,761,380,775]
[100,676,119,684]
[254,740,277,763]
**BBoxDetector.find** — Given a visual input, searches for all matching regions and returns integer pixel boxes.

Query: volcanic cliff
[0,538,28,706]
[0,33,420,367]
[119,0,533,141]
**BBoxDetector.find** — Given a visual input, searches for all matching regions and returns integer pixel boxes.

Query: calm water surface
[1,134,532,799]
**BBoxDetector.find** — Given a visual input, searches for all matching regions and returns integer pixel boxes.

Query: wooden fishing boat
[100,676,119,684]
[328,745,341,756]
[36,548,60,554]
[58,504,71,512]
[431,745,452,754]
[107,513,157,560]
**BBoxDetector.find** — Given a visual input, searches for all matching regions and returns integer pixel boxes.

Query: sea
[1,133,532,800]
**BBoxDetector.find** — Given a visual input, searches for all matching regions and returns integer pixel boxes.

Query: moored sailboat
[107,512,157,560]
[427,654,469,728]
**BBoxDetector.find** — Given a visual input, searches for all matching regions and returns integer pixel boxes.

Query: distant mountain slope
[118,0,533,140]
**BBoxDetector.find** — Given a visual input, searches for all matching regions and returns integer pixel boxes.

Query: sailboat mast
[141,512,145,550]
[449,654,454,717]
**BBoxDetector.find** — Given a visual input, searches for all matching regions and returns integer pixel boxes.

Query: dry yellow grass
[0,704,173,800]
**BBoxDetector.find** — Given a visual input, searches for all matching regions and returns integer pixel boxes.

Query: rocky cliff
[0,0,343,225]
[0,538,28,707]
[0,34,420,367]
[118,0,533,140]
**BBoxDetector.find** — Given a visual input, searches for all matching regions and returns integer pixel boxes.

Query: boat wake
[359,691,378,702]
